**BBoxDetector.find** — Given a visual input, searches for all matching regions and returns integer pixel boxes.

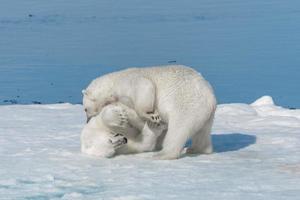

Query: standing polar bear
[82,65,217,159]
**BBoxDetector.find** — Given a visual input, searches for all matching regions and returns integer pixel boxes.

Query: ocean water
[1,0,299,107]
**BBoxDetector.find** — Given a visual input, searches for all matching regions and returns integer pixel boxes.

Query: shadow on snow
[212,133,256,153]
[186,133,256,153]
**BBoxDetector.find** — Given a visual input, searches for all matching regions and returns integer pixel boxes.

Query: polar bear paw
[102,105,129,129]
[108,133,127,149]
[115,108,129,128]
[144,111,161,126]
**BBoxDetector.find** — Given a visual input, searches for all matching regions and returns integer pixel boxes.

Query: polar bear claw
[144,111,161,126]
[108,133,127,149]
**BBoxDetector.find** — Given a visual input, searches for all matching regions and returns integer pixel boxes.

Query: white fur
[83,65,217,159]
[81,103,164,158]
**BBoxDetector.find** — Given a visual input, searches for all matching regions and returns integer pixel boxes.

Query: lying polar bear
[81,103,166,158]
[82,65,217,159]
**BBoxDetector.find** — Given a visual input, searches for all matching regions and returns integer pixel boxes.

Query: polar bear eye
[84,108,88,112]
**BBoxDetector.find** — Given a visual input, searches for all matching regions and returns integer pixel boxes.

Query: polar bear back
[111,65,216,121]
[86,65,216,123]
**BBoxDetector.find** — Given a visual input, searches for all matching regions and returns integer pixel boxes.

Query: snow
[1,96,299,199]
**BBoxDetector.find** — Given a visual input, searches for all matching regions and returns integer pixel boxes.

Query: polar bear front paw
[144,111,161,126]
[102,105,129,129]
[115,108,129,128]
[108,133,127,149]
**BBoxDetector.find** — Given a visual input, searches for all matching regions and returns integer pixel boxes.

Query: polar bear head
[82,77,119,123]
[81,125,116,158]
[82,89,99,121]
[82,89,117,122]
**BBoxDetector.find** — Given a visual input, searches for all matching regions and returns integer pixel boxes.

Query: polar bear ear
[82,89,88,96]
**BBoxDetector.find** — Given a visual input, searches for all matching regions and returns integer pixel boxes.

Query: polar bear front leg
[133,77,161,125]
[100,102,148,134]
[100,103,144,138]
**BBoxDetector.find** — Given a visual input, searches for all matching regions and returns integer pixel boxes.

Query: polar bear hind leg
[153,110,215,160]
[152,115,202,159]
[186,114,214,154]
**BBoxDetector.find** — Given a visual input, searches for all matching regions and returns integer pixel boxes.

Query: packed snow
[0,96,299,199]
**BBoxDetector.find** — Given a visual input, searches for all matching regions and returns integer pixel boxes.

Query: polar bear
[81,103,165,158]
[82,65,217,159]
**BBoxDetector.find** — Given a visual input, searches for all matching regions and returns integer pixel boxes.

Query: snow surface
[0,96,299,200]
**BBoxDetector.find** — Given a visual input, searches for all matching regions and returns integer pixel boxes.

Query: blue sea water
[0,0,299,107]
